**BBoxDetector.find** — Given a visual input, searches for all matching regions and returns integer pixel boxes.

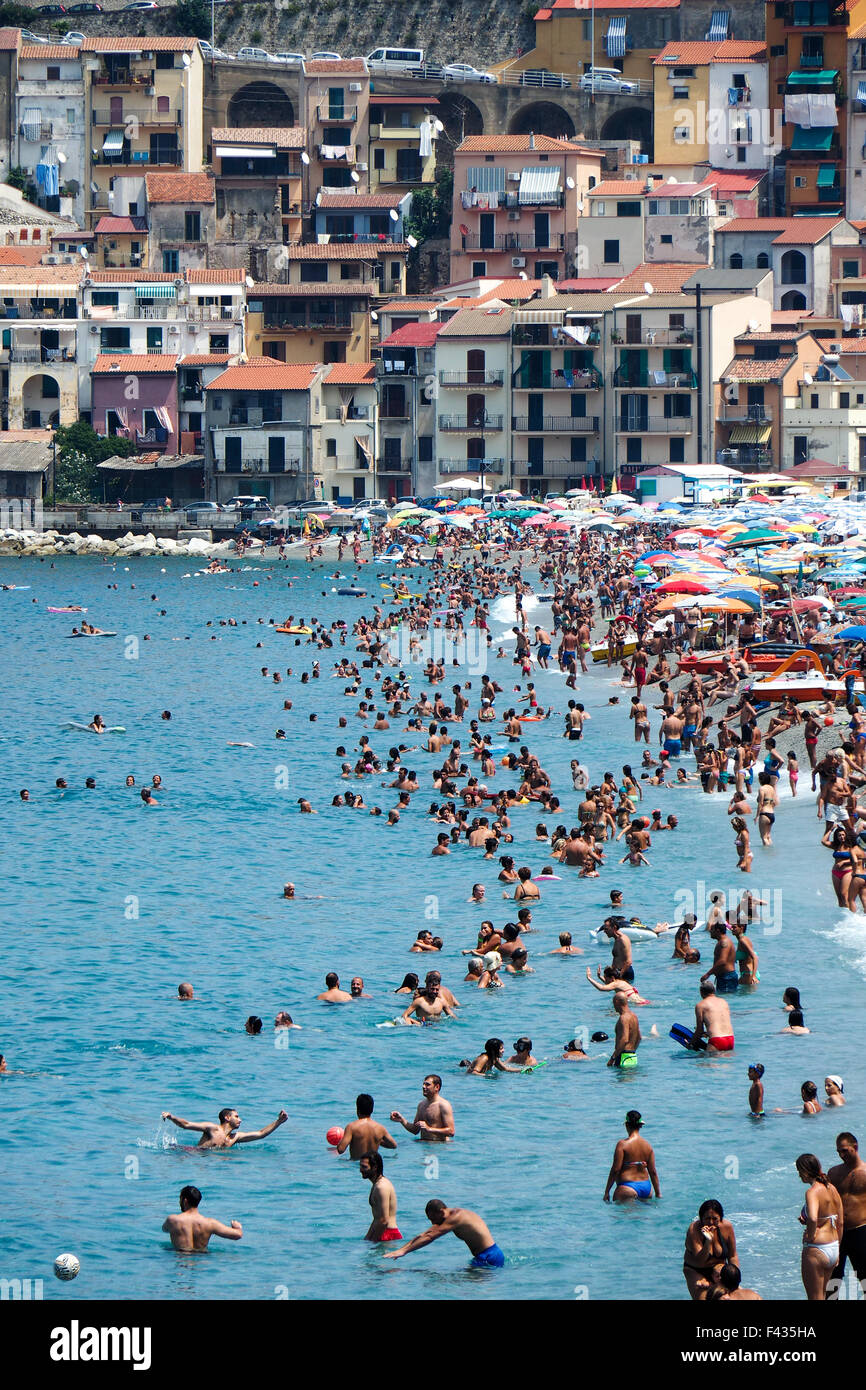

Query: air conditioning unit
[511,256,526,267]
[507,172,521,182]
[89,325,99,334]
[356,162,367,171]
[507,210,520,220]
[45,254,58,264]
[349,82,362,92]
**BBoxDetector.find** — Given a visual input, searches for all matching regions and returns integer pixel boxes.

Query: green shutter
[539,350,551,389]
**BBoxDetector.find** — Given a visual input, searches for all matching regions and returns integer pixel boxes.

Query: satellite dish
[518,271,528,280]
[406,234,418,248]
[245,274,254,287]
[301,151,311,165]
[370,310,378,322]
[181,53,191,68]
[643,282,654,296]
[565,175,575,190]
[315,190,322,205]
[389,208,399,221]
[803,371,813,384]
[748,318,760,332]
[89,181,98,194]
[434,119,444,132]
[57,151,67,165]
[79,245,89,258]
[350,170,360,183]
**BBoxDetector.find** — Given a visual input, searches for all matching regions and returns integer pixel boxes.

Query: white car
[443,62,497,83]
[61,31,86,44]
[273,52,305,64]
[311,51,341,60]
[237,46,270,62]
[578,68,638,94]
[20,29,50,43]
[199,41,227,59]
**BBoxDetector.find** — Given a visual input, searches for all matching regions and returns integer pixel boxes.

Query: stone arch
[780,289,807,311]
[227,82,294,129]
[508,101,575,139]
[22,372,60,428]
[600,105,651,152]
[433,91,484,163]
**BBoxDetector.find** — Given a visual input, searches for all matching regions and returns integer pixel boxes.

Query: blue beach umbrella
[838,625,866,641]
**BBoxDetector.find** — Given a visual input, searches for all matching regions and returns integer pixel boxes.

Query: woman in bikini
[796,1153,844,1301]
[730,920,759,987]
[459,1037,522,1074]
[683,1200,739,1300]
[731,816,752,873]
[826,826,855,909]
[586,965,649,1004]
[603,1111,660,1203]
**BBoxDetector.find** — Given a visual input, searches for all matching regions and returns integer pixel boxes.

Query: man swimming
[391,1074,454,1141]
[360,1153,401,1242]
[383,1199,504,1267]
[161,1106,288,1149]
[162,1185,242,1251]
[336,1094,398,1159]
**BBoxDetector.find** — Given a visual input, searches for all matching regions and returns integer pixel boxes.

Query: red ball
[824,716,834,726]
[326,1126,344,1147]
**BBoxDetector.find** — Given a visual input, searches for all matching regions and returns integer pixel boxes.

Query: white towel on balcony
[807,93,837,128]
[419,119,432,159]
[784,94,811,127]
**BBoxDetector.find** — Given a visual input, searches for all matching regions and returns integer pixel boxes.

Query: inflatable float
[275,625,313,635]
[48,606,87,614]
[67,631,117,638]
[591,923,660,943]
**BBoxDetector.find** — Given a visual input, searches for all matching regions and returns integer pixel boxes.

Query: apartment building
[511,0,682,84]
[277,242,408,299]
[83,37,204,228]
[301,58,370,195]
[318,361,377,502]
[210,126,305,274]
[15,43,86,225]
[847,26,866,219]
[0,262,82,429]
[91,351,179,453]
[713,214,858,310]
[368,95,439,194]
[177,351,238,455]
[717,327,824,469]
[375,321,440,499]
[579,175,731,278]
[782,363,866,471]
[245,280,373,365]
[434,306,512,487]
[766,0,866,215]
[652,40,771,169]
[311,191,412,246]
[145,172,215,274]
[451,135,603,285]
[204,358,324,506]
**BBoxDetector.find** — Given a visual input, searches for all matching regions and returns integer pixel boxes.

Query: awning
[21,106,42,142]
[858,80,866,102]
[135,284,176,299]
[518,165,562,204]
[102,129,124,155]
[817,163,837,187]
[705,8,729,40]
[513,308,564,325]
[729,424,772,444]
[792,126,834,150]
[214,144,276,159]
[154,405,173,432]
[605,16,627,58]
[787,70,837,86]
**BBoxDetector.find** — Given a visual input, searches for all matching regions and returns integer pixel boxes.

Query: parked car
[273,51,305,64]
[515,68,570,88]
[443,62,497,83]
[61,31,87,44]
[35,5,67,15]
[20,29,50,43]
[237,46,270,62]
[199,40,227,59]
[366,46,424,74]
[310,51,341,60]
[226,495,273,512]
[123,2,159,10]
[578,67,638,94]
[67,1,101,10]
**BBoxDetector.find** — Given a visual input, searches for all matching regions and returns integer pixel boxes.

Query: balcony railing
[0,303,77,321]
[459,233,565,251]
[514,369,602,390]
[9,347,75,364]
[181,386,203,402]
[92,69,155,87]
[613,368,698,388]
[317,104,358,123]
[459,191,565,210]
[93,109,181,126]
[227,408,284,425]
[187,305,241,322]
[718,403,773,422]
[92,150,184,167]
[620,328,694,346]
[512,459,590,478]
[512,327,601,347]
[438,458,504,475]
[799,54,825,68]
[135,427,169,447]
[717,447,772,466]
[438,370,504,389]
[318,144,356,162]
[377,456,411,472]
[325,406,371,420]
[263,315,353,331]
[513,415,599,432]
[617,415,692,433]
[330,454,372,471]
[217,457,301,473]
[438,414,504,431]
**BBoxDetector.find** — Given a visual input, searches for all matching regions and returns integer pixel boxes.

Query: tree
[175,0,211,39]
[5,167,29,195]
[52,422,136,502]
[405,166,452,247]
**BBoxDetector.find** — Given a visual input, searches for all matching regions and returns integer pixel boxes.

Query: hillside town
[2,6,866,513]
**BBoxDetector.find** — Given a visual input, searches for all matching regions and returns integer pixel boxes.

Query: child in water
[748,1063,765,1117]
[787,751,799,797]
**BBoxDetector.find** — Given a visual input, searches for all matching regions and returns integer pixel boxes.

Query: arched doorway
[780,290,807,310]
[22,372,59,429]
[601,106,651,153]
[227,82,294,128]
[780,249,806,285]
[508,101,575,139]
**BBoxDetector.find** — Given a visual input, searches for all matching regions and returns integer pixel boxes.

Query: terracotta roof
[438,297,482,310]
[178,353,236,365]
[458,134,602,155]
[380,322,442,347]
[0,246,49,266]
[187,268,246,284]
[477,280,545,303]
[315,192,407,209]
[703,170,766,191]
[20,45,79,59]
[49,231,93,243]
[723,356,797,381]
[0,264,81,284]
[437,306,513,337]
[557,277,621,290]
[771,309,814,322]
[92,354,179,374]
[324,362,376,384]
[380,299,441,311]
[206,359,321,391]
[82,36,199,52]
[0,27,20,49]
[278,242,405,260]
[587,180,647,197]
[249,282,371,296]
[785,458,852,477]
[653,40,766,64]
[718,217,842,244]
[613,263,701,293]
[93,216,147,235]
[814,338,866,353]
[90,269,177,283]
[737,330,802,341]
[304,59,367,74]
[145,172,214,205]
[211,126,306,150]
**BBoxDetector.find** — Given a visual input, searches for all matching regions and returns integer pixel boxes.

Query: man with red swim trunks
[361,1153,402,1242]
[692,982,735,1053]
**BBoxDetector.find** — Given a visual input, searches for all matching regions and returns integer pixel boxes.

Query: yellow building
[368,96,439,192]
[652,40,769,167]
[503,0,680,85]
[245,283,373,365]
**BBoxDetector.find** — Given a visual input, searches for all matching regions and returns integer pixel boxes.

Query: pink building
[91,353,179,452]
[450,134,604,285]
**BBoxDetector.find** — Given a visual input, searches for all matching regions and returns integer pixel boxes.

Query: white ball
[54,1252,80,1281]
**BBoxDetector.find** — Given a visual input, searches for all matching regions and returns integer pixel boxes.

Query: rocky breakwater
[0,530,248,560]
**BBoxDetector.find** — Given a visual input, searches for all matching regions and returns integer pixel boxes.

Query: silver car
[578,68,638,94]
[443,62,497,83]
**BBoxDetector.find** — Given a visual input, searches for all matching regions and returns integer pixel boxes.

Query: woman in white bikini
[796,1152,844,1301]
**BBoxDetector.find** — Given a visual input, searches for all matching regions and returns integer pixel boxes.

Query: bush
[175,0,211,39]
[250,29,263,43]
[5,167,29,194]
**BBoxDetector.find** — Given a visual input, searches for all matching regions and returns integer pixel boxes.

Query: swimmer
[390,1075,454,1142]
[460,1038,523,1074]
[274,1012,300,1029]
[245,1016,263,1034]
[88,714,106,734]
[802,1081,822,1115]
[283,883,295,899]
[693,982,734,1052]
[400,979,455,1025]
[350,977,372,999]
[561,1039,590,1060]
[825,1076,846,1107]
[162,1186,242,1251]
[161,1106,288,1149]
[507,1036,538,1067]
[383,1200,504,1268]
[587,966,649,1005]
[317,973,353,1003]
[549,932,583,956]
[361,1153,402,1242]
[141,788,158,806]
[177,982,194,1001]
[336,1094,398,1159]
[607,993,641,1068]
[748,1063,765,1117]
[603,1110,660,1202]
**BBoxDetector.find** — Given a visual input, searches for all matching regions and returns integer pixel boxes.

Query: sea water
[0,555,863,1302]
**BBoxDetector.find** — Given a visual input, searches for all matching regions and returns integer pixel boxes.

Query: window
[794,176,807,188]
[672,68,695,78]
[673,127,691,143]
[418,435,433,462]
[570,437,587,462]
[616,201,642,217]
[737,147,747,163]
[390,262,400,281]
[210,335,229,353]
[793,434,808,466]
[146,326,162,352]
[100,326,130,351]
[664,394,691,418]
[471,261,487,276]
[730,253,743,269]
[91,290,119,306]
[843,260,861,278]
[300,262,329,283]
[669,437,685,463]
[47,65,60,80]
[840,392,850,408]
[162,250,179,273]
[669,314,685,330]
[781,249,807,285]
[756,252,770,269]
[732,73,747,89]
[626,438,642,463]
[185,211,201,241]
[661,234,673,244]
[603,239,620,264]
[323,341,345,363]
[810,392,819,408]
[326,438,337,457]
[67,108,75,125]
[673,86,689,98]
[340,263,361,280]
[373,147,385,170]
[582,17,591,38]
[156,51,174,69]
[593,201,605,216]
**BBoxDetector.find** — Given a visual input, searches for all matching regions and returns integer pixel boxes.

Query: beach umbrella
[583,518,617,531]
[837,625,866,641]
[723,529,788,549]
[544,519,576,532]
[717,586,762,610]
[695,596,754,614]
[656,577,712,594]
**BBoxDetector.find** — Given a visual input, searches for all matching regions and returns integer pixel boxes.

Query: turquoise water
[1,555,864,1301]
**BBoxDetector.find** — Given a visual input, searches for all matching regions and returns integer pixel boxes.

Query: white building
[15,43,86,226]
[318,361,378,504]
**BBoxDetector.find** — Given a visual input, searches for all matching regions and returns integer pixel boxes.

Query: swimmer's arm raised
[161,1112,214,1133]
[233,1110,288,1143]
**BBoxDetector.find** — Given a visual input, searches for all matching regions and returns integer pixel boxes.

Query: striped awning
[135,284,176,299]
[518,166,562,204]
[706,9,729,40]
[513,308,564,324]
[102,129,124,155]
[729,424,772,444]
[858,80,866,102]
[605,17,627,58]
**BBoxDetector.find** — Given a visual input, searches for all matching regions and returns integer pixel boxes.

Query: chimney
[529,132,535,151]
[540,273,554,299]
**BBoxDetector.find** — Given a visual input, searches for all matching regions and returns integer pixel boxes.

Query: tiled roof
[437,306,513,336]
[324,362,376,384]
[379,299,441,311]
[723,356,797,381]
[653,41,766,64]
[0,246,49,265]
[211,126,306,150]
[178,353,236,365]
[477,280,544,302]
[737,330,802,341]
[587,180,647,197]
[93,354,179,374]
[93,216,147,235]
[20,45,78,59]
[772,309,814,322]
[304,59,367,74]
[457,134,601,154]
[613,263,701,293]
[0,264,81,283]
[82,36,199,52]
[0,27,19,49]
[145,173,214,204]
[249,282,371,296]
[773,219,844,245]
[704,170,766,191]
[279,242,405,260]
[814,338,866,353]
[90,269,177,283]
[205,359,321,391]
[557,277,621,291]
[786,458,851,477]
[315,192,407,209]
[187,268,246,284]
[380,322,442,347]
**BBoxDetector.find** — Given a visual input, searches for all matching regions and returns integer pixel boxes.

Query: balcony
[93,109,181,127]
[187,305,241,322]
[513,415,599,432]
[514,368,602,390]
[718,403,773,422]
[0,302,77,321]
[513,459,589,478]
[619,328,694,346]
[459,191,565,211]
[613,368,697,388]
[135,426,169,447]
[512,326,600,346]
[377,455,411,473]
[92,150,184,167]
[438,414,504,432]
[9,346,76,364]
[318,144,357,163]
[263,314,353,332]
[92,69,155,88]
[228,408,284,426]
[717,447,771,467]
[325,405,371,420]
[330,454,373,471]
[439,370,505,389]
[459,233,565,251]
[217,457,302,474]
[316,104,358,123]
[181,385,203,402]
[617,416,692,433]
[438,458,504,475]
